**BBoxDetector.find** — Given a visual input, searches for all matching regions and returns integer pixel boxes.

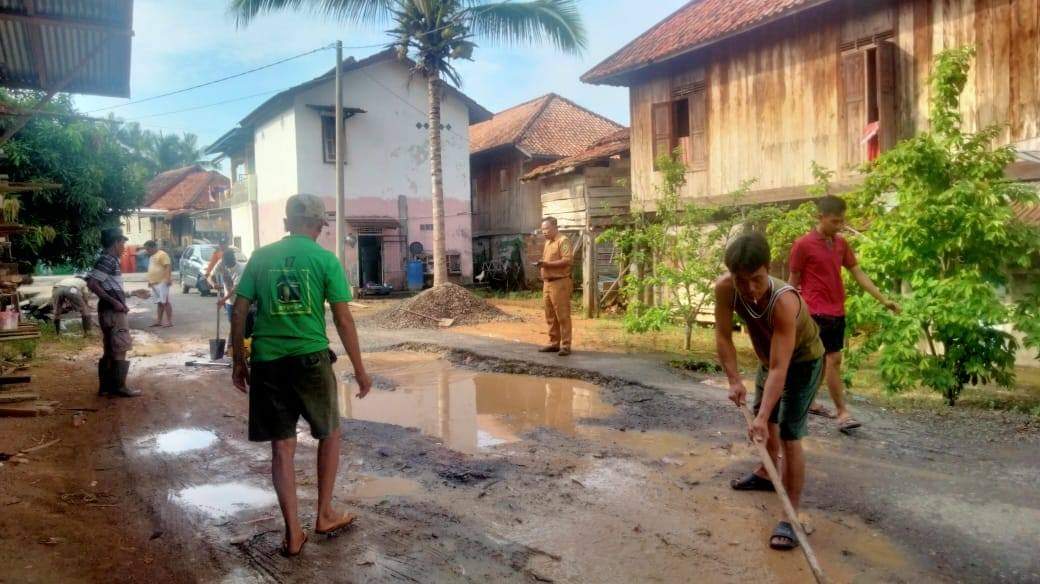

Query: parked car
[179,243,217,295]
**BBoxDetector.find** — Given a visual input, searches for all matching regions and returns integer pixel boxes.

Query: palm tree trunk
[427,74,448,287]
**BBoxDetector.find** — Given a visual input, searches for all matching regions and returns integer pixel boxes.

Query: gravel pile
[368,283,513,329]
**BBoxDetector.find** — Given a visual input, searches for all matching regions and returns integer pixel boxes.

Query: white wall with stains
[247,57,474,285]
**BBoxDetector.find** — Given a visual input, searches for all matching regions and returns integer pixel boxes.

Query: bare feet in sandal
[315,510,356,534]
[280,530,308,557]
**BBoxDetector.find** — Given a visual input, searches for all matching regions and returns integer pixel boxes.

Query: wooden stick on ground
[739,406,828,584]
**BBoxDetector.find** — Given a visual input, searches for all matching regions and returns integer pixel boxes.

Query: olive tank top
[732,276,824,364]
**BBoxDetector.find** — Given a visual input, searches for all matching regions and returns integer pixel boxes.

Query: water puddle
[139,428,218,454]
[171,482,277,519]
[337,353,612,454]
[347,475,422,500]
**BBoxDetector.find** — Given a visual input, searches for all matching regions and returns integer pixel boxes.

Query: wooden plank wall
[471,150,544,236]
[539,158,631,230]
[628,0,1040,207]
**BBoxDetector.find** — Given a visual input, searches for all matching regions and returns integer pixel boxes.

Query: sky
[73,0,687,158]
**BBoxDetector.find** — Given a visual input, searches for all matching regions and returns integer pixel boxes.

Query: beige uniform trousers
[543,277,573,349]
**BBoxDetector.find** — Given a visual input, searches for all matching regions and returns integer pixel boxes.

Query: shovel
[402,308,455,328]
[209,303,226,360]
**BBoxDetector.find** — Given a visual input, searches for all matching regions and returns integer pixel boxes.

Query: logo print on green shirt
[269,267,310,315]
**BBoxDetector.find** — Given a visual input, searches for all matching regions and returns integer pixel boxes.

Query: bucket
[209,338,226,360]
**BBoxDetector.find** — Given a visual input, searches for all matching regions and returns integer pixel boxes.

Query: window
[498,167,509,192]
[651,79,707,171]
[420,223,434,232]
[840,38,895,169]
[321,115,345,164]
[447,253,462,275]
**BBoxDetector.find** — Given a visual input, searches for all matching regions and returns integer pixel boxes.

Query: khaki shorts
[99,310,133,354]
[150,282,171,304]
[753,358,823,441]
[248,350,339,442]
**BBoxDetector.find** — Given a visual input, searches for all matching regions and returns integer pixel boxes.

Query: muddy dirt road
[1,289,1038,583]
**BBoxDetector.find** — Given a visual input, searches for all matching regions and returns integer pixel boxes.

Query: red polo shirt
[789,230,857,317]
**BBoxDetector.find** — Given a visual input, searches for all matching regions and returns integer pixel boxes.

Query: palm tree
[229,0,586,286]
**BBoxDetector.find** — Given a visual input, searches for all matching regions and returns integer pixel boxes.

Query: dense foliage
[601,155,758,350]
[108,118,215,177]
[843,47,1040,405]
[0,91,145,269]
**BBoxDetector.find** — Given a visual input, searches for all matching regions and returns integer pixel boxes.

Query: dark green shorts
[248,350,339,442]
[753,358,823,441]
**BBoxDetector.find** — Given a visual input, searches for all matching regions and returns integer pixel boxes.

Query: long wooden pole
[738,406,828,584]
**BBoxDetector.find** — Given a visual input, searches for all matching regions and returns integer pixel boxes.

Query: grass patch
[669,357,722,374]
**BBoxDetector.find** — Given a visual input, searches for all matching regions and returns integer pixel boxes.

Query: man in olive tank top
[714,232,824,551]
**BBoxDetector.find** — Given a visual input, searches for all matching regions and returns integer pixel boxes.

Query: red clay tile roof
[144,165,199,206]
[583,0,831,85]
[522,128,630,180]
[145,166,229,211]
[470,94,623,158]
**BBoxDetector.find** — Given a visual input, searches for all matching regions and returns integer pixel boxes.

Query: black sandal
[730,473,775,492]
[769,521,799,551]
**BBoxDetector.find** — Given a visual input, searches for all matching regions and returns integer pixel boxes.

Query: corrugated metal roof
[0,0,132,97]
[582,0,832,86]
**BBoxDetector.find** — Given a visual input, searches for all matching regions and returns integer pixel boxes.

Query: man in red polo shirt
[789,195,899,432]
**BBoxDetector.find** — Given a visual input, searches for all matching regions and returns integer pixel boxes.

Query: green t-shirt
[236,235,352,362]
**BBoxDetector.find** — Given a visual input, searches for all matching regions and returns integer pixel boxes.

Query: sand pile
[369,283,513,329]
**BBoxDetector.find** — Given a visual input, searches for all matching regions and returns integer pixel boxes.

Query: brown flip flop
[838,417,862,432]
[280,532,308,558]
[315,514,356,535]
[808,403,835,418]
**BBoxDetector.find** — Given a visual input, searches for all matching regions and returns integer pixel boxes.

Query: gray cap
[286,194,328,224]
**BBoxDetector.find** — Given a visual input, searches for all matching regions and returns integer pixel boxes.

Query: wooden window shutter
[651,102,674,170]
[875,40,897,152]
[689,82,708,170]
[840,51,868,170]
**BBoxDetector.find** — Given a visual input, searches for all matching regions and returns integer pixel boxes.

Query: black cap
[101,227,129,248]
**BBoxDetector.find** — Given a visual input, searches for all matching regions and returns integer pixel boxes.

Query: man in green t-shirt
[231,193,372,557]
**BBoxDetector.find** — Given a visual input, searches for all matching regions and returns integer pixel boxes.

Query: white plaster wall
[291,59,474,281]
[253,109,299,245]
[229,203,257,258]
[293,59,471,204]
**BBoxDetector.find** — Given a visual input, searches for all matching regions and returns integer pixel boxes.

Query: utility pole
[335,40,346,272]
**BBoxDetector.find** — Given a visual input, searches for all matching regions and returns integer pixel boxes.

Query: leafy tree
[601,154,756,350]
[844,47,1040,405]
[108,118,215,177]
[764,162,837,264]
[0,91,145,269]
[230,0,586,286]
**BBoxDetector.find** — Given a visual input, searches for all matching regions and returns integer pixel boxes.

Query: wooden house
[469,94,623,284]
[521,129,631,314]
[582,0,1040,209]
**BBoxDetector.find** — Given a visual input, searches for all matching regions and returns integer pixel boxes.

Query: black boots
[98,358,141,398]
[97,358,112,396]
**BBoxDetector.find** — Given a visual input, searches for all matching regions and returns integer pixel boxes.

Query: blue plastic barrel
[406,260,425,291]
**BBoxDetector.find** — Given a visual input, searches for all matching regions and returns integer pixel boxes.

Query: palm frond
[228,0,393,28]
[467,0,586,54]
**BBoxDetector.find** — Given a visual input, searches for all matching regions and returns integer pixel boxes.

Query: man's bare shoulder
[714,273,734,293]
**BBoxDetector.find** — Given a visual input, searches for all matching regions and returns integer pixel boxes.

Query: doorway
[358,235,383,286]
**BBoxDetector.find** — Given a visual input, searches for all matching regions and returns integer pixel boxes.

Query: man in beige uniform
[536,217,573,356]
